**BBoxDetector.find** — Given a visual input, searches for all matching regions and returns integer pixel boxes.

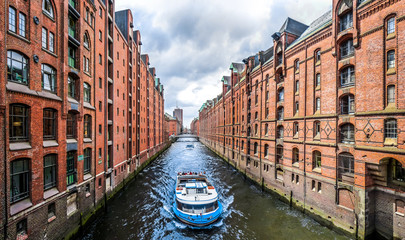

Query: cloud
[116,0,331,127]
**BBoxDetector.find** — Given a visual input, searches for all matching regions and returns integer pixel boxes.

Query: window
[7,51,29,85]
[387,17,395,35]
[277,126,284,139]
[9,7,16,32]
[83,82,91,103]
[68,46,76,68]
[340,11,353,32]
[295,81,299,93]
[340,39,354,59]
[314,121,321,137]
[340,123,355,144]
[387,85,395,104]
[312,180,316,191]
[11,159,30,202]
[66,112,76,139]
[99,30,102,41]
[387,50,395,70]
[340,94,355,114]
[315,50,321,63]
[84,115,91,139]
[99,7,103,17]
[340,66,355,86]
[99,78,102,88]
[66,151,76,186]
[68,76,76,99]
[99,101,102,111]
[68,16,76,38]
[84,148,91,174]
[316,74,321,88]
[43,154,57,190]
[42,28,48,49]
[278,88,284,102]
[315,98,321,112]
[338,153,354,179]
[318,182,322,193]
[293,122,299,136]
[391,159,405,182]
[10,104,29,142]
[83,57,90,73]
[42,0,54,18]
[264,144,269,157]
[19,13,26,37]
[278,107,284,120]
[276,145,283,164]
[99,54,102,64]
[264,124,268,136]
[313,151,321,169]
[384,119,397,139]
[254,142,258,155]
[48,203,56,220]
[84,34,90,49]
[295,59,300,72]
[42,64,56,92]
[295,101,299,115]
[254,124,258,135]
[43,108,56,140]
[49,32,55,53]
[292,148,299,164]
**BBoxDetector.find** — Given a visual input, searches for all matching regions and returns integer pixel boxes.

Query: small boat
[173,172,222,227]
[185,144,194,149]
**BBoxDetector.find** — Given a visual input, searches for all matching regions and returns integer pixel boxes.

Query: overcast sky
[116,0,332,128]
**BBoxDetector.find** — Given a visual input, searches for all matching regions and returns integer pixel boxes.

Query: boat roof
[185,182,207,189]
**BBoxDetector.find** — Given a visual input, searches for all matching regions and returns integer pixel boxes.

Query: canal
[81,138,350,240]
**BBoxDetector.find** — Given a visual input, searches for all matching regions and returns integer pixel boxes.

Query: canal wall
[200,140,357,239]
[65,142,172,240]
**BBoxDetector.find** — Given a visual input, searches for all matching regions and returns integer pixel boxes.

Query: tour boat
[173,172,222,227]
[185,144,194,149]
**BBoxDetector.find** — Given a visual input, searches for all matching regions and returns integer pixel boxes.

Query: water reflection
[81,138,350,240]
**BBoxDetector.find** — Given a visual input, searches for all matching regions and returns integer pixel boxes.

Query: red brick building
[199,0,405,239]
[0,0,167,239]
[190,118,199,136]
[165,113,181,137]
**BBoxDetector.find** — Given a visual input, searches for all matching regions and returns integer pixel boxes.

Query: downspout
[4,2,9,236]
[259,60,263,190]
[303,41,308,212]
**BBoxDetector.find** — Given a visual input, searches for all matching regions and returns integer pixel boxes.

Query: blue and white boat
[173,172,222,227]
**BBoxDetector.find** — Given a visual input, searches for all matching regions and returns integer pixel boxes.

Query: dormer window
[43,0,54,19]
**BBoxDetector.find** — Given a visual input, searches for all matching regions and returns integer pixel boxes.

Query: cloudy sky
[116,0,332,128]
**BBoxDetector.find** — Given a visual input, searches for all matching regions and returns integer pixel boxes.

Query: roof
[165,113,177,121]
[229,63,245,73]
[221,76,231,85]
[262,47,274,64]
[287,10,332,50]
[279,17,308,37]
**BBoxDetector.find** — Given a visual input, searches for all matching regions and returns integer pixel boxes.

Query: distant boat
[173,172,222,227]
[185,144,194,149]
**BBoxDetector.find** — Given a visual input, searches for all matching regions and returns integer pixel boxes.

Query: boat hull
[172,201,222,227]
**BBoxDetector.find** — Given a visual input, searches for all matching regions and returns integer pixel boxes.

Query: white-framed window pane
[387,17,395,35]
[9,7,16,32]
[19,13,26,37]
[42,28,48,49]
[387,85,395,103]
[49,32,54,52]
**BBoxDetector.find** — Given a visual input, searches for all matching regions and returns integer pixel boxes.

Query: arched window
[264,124,269,136]
[391,159,405,182]
[340,39,354,59]
[292,148,299,164]
[277,126,284,139]
[295,80,299,93]
[340,123,355,144]
[255,111,258,120]
[384,119,397,139]
[313,151,321,169]
[295,59,300,72]
[67,111,77,139]
[387,50,395,70]
[315,98,321,112]
[340,94,355,114]
[278,107,284,120]
[264,144,269,157]
[11,158,30,202]
[278,88,284,102]
[84,114,92,139]
[254,124,258,135]
[9,104,29,142]
[338,153,354,180]
[387,85,395,104]
[84,82,91,103]
[84,148,91,174]
[315,50,321,63]
[340,66,355,86]
[254,142,258,155]
[387,17,395,35]
[295,101,299,115]
[241,141,244,150]
[42,0,54,18]
[314,121,321,138]
[42,64,56,92]
[43,108,56,140]
[338,0,353,32]
[7,50,29,85]
[276,44,283,66]
[83,33,90,49]
[44,154,57,190]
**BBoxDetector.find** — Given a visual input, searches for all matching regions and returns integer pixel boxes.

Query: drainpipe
[4,0,9,238]
[259,58,263,190]
[303,41,308,212]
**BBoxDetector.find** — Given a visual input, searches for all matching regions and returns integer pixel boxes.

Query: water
[81,138,350,240]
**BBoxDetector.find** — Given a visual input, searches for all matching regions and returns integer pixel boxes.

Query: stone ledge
[10,142,32,151]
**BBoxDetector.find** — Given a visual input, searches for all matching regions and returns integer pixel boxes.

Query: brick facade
[0,0,167,239]
[198,0,405,239]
